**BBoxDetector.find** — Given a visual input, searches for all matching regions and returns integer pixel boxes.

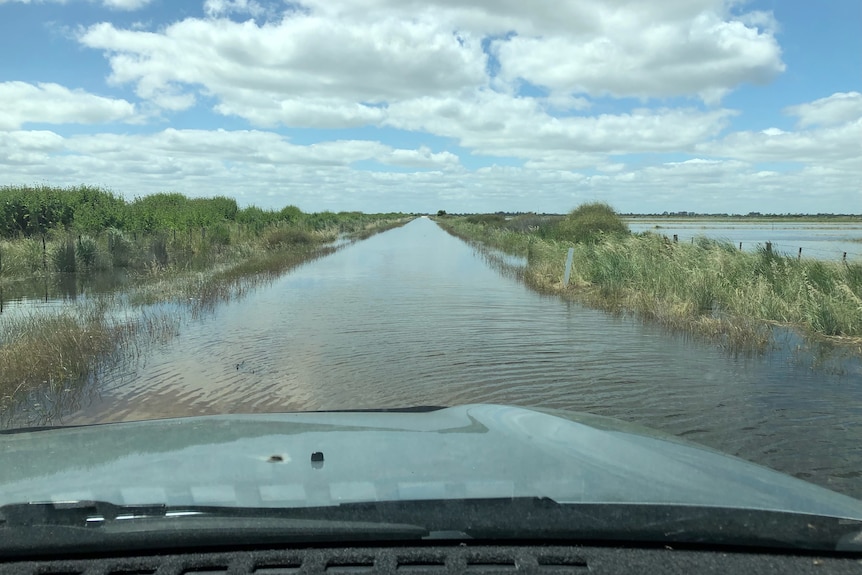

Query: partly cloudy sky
[0,0,859,213]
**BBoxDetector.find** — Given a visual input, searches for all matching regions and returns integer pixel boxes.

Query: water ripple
[61,218,862,499]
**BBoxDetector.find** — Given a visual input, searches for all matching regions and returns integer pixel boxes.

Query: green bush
[151,236,169,267]
[207,224,231,247]
[262,228,316,249]
[107,228,132,268]
[52,240,77,272]
[76,236,99,270]
[554,202,629,244]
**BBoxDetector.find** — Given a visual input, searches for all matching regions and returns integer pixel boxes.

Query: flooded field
[2,218,861,498]
[626,219,862,262]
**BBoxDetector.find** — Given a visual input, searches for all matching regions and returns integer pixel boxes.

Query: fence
[662,234,862,263]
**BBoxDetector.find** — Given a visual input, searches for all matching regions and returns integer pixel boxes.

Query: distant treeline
[621,212,862,219]
[440,210,861,219]
[0,185,400,238]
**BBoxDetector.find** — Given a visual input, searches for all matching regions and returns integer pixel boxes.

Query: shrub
[151,236,169,267]
[52,240,77,273]
[207,224,231,247]
[262,227,316,249]
[76,236,99,270]
[554,202,629,244]
[107,228,132,268]
[466,213,506,225]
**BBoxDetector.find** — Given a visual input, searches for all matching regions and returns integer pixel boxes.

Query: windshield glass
[1,0,861,556]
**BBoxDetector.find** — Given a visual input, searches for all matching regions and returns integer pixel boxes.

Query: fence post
[766,242,772,254]
[42,234,47,270]
[673,234,678,243]
[563,247,575,286]
[843,252,847,263]
[739,242,742,250]
[798,247,802,260]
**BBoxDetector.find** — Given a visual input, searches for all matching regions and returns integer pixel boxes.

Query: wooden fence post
[739,242,742,250]
[798,247,802,260]
[673,234,678,243]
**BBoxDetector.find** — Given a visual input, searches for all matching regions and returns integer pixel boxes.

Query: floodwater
[3,218,862,498]
[626,219,862,262]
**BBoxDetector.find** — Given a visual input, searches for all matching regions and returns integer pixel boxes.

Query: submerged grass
[0,216,412,422]
[437,217,862,355]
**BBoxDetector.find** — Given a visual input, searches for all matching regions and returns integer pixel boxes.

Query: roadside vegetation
[437,204,862,354]
[0,185,411,423]
[0,185,404,279]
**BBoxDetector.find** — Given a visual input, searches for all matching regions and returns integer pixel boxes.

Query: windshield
[1,0,861,557]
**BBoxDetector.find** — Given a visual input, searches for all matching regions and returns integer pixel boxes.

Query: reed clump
[437,211,862,353]
[0,310,117,410]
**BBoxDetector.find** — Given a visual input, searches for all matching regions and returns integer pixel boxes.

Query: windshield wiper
[222,497,862,554]
[0,500,430,558]
[3,499,861,557]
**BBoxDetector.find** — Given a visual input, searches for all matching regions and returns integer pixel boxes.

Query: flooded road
[24,218,862,497]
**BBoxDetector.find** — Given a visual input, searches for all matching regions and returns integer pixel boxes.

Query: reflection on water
[7,219,862,498]
[626,219,862,262]
[0,271,130,315]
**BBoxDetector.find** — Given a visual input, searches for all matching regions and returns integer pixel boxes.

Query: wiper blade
[1,500,176,527]
[0,501,430,558]
[249,498,862,553]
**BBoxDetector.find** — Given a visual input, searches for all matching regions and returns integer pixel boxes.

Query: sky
[0,0,859,214]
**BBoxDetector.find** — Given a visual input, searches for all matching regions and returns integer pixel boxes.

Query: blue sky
[0,0,859,214]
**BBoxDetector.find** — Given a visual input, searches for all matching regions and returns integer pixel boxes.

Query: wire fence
[660,233,862,263]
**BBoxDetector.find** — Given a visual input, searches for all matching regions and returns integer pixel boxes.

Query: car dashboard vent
[1,546,588,575]
[2,544,858,574]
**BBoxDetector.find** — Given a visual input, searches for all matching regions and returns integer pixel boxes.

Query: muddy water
[53,218,862,497]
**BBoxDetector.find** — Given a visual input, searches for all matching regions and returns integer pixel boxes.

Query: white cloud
[300,0,784,103]
[214,97,386,129]
[79,15,488,126]
[699,116,862,165]
[203,0,266,18]
[784,92,862,128]
[0,125,856,214]
[0,0,154,8]
[101,0,153,9]
[492,11,783,104]
[0,82,139,130]
[74,0,785,128]
[386,91,736,165]
[383,147,460,169]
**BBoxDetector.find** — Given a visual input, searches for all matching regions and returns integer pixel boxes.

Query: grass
[0,216,412,424]
[0,309,116,398]
[436,216,862,355]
